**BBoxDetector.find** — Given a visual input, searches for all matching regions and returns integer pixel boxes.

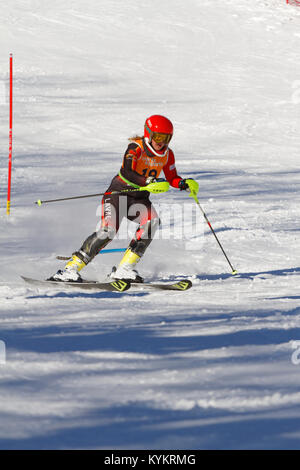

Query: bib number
[141,169,158,178]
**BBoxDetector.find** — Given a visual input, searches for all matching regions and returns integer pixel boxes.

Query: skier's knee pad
[140,217,160,238]
[98,225,116,241]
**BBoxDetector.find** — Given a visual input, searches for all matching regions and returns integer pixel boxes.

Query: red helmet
[144,115,173,145]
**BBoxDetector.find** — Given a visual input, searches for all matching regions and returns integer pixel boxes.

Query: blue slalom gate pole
[100,248,126,254]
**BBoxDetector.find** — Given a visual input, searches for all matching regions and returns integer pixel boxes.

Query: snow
[1,0,300,450]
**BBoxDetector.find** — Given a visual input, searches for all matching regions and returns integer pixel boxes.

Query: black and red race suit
[74,138,183,264]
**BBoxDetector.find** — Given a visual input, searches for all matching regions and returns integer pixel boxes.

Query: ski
[21,276,192,292]
[21,276,131,292]
[132,279,193,291]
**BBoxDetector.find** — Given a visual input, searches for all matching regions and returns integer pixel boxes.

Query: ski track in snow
[0,0,300,450]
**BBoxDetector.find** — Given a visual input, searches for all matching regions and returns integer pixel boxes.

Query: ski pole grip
[186,179,199,197]
[142,181,170,194]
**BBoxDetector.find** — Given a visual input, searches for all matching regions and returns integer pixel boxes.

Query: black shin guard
[129,217,160,257]
[74,228,114,264]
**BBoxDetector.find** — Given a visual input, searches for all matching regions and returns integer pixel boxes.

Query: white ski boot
[110,248,144,283]
[110,265,144,283]
[48,255,86,282]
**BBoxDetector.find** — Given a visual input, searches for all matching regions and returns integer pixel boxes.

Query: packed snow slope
[0,0,300,450]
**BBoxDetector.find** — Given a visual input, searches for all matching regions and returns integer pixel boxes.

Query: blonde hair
[128,135,143,142]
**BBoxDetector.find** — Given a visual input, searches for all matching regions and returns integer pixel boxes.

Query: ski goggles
[151,132,172,145]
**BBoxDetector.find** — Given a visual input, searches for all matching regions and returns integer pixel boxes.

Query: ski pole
[195,198,237,275]
[35,181,170,206]
[186,180,237,275]
[35,189,138,206]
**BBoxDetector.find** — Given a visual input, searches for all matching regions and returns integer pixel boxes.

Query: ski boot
[109,249,144,283]
[48,255,86,282]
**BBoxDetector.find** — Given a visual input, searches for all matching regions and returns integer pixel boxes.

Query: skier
[49,114,198,283]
